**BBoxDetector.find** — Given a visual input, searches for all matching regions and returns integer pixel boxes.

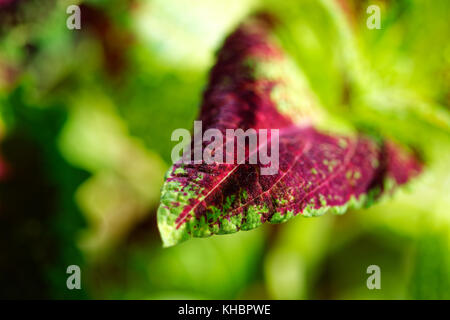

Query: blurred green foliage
[0,0,448,299]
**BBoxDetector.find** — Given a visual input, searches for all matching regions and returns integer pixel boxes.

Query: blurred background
[0,0,449,299]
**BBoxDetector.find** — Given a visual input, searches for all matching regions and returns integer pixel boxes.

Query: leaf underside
[157,15,422,247]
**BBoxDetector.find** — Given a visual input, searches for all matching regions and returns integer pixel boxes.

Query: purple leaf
[157,15,422,247]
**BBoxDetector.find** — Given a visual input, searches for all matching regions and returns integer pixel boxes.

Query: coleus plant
[157,14,422,247]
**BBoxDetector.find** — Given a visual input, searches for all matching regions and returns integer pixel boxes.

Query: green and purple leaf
[157,16,422,247]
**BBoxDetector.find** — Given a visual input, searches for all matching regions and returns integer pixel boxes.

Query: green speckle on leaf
[174,167,186,175]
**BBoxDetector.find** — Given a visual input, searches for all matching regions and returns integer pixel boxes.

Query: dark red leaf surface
[157,16,422,247]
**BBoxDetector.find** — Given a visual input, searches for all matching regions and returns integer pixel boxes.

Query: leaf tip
[157,203,189,248]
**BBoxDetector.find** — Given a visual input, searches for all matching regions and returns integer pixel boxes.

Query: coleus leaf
[157,15,422,247]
